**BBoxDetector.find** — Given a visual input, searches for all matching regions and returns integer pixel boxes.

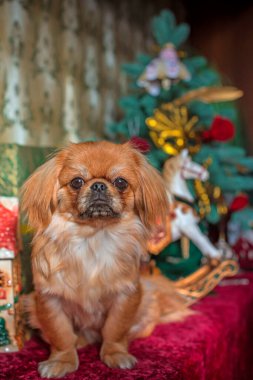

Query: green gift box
[0,144,54,197]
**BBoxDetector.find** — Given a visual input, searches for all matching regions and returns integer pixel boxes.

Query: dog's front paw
[102,352,137,369]
[38,350,78,378]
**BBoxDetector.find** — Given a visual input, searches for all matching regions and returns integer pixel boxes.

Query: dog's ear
[132,149,169,231]
[21,156,61,231]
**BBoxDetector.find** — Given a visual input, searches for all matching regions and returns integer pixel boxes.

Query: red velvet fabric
[1,273,253,380]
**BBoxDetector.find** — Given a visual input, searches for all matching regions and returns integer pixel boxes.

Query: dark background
[180,0,253,154]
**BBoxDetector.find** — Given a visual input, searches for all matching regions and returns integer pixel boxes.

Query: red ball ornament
[229,194,249,213]
[129,136,151,153]
[202,116,235,142]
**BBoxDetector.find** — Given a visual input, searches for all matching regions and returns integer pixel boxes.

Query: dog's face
[21,141,169,232]
[56,143,139,227]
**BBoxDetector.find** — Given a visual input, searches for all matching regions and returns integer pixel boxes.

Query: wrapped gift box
[0,197,19,259]
[0,144,53,197]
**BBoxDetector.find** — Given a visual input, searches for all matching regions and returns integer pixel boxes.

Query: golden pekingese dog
[21,141,190,378]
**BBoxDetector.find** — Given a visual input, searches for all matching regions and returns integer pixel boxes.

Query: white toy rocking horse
[148,149,222,259]
[146,150,238,304]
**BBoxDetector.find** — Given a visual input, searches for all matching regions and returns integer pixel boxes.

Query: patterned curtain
[0,0,157,147]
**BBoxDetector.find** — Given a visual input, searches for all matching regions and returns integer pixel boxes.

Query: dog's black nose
[90,182,107,192]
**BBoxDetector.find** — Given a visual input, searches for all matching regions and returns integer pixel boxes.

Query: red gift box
[0,197,19,259]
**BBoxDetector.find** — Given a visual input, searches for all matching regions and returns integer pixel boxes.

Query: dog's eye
[70,177,84,190]
[113,177,128,191]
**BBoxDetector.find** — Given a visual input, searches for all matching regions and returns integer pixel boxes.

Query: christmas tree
[106,10,253,279]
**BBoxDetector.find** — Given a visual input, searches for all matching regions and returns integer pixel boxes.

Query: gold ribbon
[146,104,201,155]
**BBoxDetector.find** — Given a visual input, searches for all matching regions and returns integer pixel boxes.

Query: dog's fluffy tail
[130,275,194,340]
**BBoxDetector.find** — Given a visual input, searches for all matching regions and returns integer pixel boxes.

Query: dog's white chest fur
[37,214,145,314]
